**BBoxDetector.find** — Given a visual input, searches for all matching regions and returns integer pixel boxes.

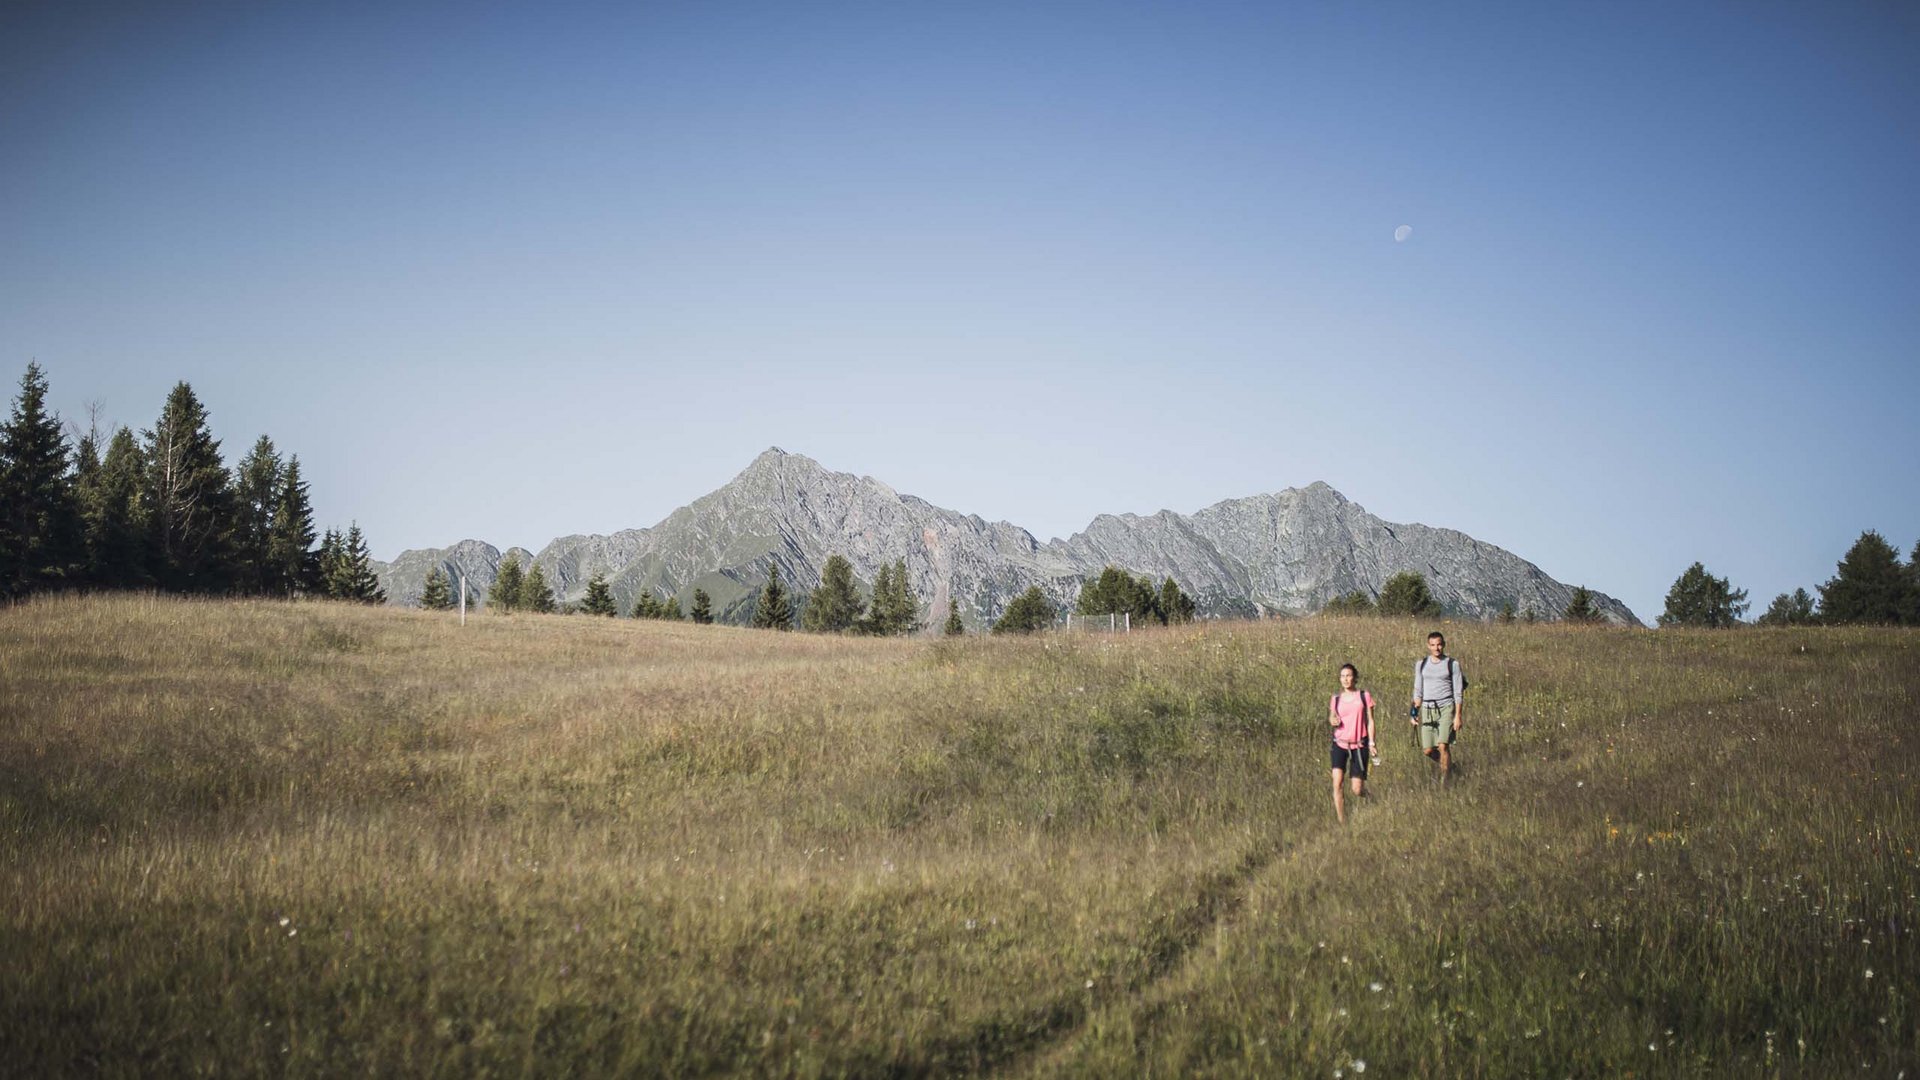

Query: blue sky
[4,0,1916,620]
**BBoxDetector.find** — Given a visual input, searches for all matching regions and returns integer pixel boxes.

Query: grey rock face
[372,448,1640,626]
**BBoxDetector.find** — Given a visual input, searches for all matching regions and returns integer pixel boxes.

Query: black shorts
[1330,743,1369,778]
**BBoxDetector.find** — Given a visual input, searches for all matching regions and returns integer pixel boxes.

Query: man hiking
[1410,631,1465,782]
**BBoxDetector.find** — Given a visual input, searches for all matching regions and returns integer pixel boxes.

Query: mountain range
[372,448,1641,628]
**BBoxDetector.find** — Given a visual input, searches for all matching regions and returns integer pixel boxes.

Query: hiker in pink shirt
[1328,662,1377,824]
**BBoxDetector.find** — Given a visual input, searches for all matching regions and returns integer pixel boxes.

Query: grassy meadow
[2,594,1916,1076]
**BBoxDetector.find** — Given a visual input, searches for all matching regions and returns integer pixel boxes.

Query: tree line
[0,363,382,603]
[1660,530,1920,629]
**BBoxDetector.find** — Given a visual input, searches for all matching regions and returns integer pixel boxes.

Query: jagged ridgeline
[375,448,1642,628]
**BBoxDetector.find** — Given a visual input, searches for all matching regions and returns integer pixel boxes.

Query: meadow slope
[2,595,1915,1076]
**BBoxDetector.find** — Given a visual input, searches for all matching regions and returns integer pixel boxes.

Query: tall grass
[2,594,1914,1076]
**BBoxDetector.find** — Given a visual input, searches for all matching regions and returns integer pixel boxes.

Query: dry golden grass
[2,594,1915,1076]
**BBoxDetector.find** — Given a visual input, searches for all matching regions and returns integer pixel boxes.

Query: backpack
[1417,656,1468,692]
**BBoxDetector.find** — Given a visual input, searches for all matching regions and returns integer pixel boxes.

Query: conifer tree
[1496,600,1517,624]
[143,382,234,592]
[1757,588,1817,627]
[1321,590,1376,616]
[521,562,555,613]
[315,529,344,597]
[689,588,714,625]
[1818,531,1906,625]
[1159,577,1196,624]
[1904,540,1920,626]
[232,435,284,595]
[580,572,617,616]
[992,586,1056,635]
[0,362,82,597]
[489,553,525,612]
[267,456,316,596]
[1522,606,1539,624]
[1377,571,1440,618]
[1075,567,1160,625]
[1658,562,1749,628]
[421,566,454,610]
[1564,586,1601,623]
[323,523,384,603]
[943,598,965,636]
[804,554,865,632]
[883,558,920,634]
[751,564,794,630]
[81,426,151,589]
[659,595,684,620]
[631,592,660,619]
[862,561,895,634]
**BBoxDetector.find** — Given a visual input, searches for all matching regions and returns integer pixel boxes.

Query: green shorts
[1419,702,1457,750]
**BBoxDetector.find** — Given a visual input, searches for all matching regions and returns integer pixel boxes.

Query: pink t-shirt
[1330,690,1373,749]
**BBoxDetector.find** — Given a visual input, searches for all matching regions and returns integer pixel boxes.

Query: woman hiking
[1328,662,1377,824]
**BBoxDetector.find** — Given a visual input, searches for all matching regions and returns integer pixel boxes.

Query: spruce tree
[1658,562,1749,628]
[1377,572,1440,618]
[231,435,284,595]
[1521,606,1539,624]
[1564,586,1601,623]
[1322,590,1376,616]
[521,562,555,613]
[631,592,660,619]
[1497,600,1517,624]
[143,382,234,592]
[315,529,344,597]
[267,456,316,596]
[489,553,525,612]
[884,559,920,634]
[1818,531,1906,625]
[82,426,151,589]
[659,595,684,620]
[803,554,865,632]
[0,362,82,597]
[689,588,714,625]
[580,572,617,616]
[324,523,384,603]
[421,566,453,610]
[862,561,895,634]
[1904,540,1920,626]
[992,586,1056,635]
[1159,577,1196,624]
[1757,588,1817,627]
[1075,567,1159,625]
[751,564,794,630]
[943,598,964,636]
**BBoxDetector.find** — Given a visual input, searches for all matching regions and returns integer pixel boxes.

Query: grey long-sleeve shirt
[1413,656,1464,705]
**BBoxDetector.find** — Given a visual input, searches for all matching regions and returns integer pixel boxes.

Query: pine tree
[489,553,526,612]
[1321,590,1376,616]
[1658,562,1749,628]
[231,435,284,595]
[267,456,316,596]
[659,595,683,620]
[421,566,454,610]
[689,588,714,625]
[1564,586,1601,623]
[0,362,82,597]
[580,572,617,616]
[521,562,555,614]
[862,562,895,634]
[803,554,866,632]
[631,592,660,619]
[1904,540,1920,626]
[992,586,1056,635]
[1377,572,1441,618]
[1757,588,1817,627]
[1496,600,1517,624]
[943,598,964,636]
[143,382,234,592]
[1159,577,1196,624]
[1075,567,1159,625]
[81,426,151,589]
[751,564,794,630]
[883,559,920,634]
[1819,531,1906,625]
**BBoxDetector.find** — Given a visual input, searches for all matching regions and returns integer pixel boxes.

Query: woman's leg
[1331,768,1347,824]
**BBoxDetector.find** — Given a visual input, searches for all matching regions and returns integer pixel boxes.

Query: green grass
[2,594,1915,1076]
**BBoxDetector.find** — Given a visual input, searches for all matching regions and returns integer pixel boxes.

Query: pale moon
[1394,224,1413,243]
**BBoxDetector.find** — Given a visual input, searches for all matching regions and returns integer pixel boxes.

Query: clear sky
[4,0,1917,621]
